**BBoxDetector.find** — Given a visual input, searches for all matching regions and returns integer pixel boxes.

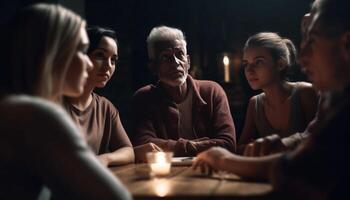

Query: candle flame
[223,56,230,66]
[155,152,166,163]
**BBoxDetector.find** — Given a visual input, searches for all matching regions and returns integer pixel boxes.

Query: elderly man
[132,26,236,156]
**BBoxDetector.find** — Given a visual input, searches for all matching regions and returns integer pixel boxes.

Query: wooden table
[110,164,273,200]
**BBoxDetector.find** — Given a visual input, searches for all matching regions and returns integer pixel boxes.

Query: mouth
[98,74,109,80]
[248,78,258,82]
[170,70,184,76]
[82,75,88,86]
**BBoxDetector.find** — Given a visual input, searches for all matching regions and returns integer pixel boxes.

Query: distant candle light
[223,55,230,82]
[223,56,230,66]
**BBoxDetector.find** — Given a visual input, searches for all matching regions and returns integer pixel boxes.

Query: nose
[170,54,181,65]
[244,63,255,74]
[86,55,93,72]
[298,40,311,69]
[103,58,113,69]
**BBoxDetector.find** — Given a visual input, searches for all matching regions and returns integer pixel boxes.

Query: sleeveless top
[253,83,308,138]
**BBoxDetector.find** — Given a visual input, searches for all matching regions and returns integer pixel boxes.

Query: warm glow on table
[148,152,172,176]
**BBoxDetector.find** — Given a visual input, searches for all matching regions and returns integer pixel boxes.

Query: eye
[91,51,105,60]
[175,51,185,58]
[111,56,118,65]
[159,54,172,61]
[81,47,88,54]
[255,59,264,65]
[77,42,89,54]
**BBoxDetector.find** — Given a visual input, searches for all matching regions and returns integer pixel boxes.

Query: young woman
[64,26,162,165]
[0,4,131,199]
[194,0,350,198]
[64,26,135,166]
[238,32,318,155]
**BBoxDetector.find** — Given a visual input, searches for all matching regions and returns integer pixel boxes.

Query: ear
[186,55,191,70]
[338,32,350,64]
[148,60,158,75]
[277,59,287,71]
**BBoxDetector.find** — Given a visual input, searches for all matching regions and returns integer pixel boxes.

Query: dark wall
[1,0,314,137]
[84,0,313,136]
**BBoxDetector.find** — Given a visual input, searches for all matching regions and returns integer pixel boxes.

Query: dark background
[1,0,313,139]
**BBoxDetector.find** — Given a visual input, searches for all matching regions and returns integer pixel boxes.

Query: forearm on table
[99,146,135,166]
[220,153,283,180]
[281,132,309,149]
[210,137,236,152]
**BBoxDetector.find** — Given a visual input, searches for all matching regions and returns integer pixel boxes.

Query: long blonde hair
[4,3,85,101]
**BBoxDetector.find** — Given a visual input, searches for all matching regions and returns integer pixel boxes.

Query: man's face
[152,39,190,87]
[299,11,347,91]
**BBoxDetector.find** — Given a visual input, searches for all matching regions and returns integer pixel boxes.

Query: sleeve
[131,89,189,156]
[270,101,349,198]
[25,102,132,200]
[208,82,236,152]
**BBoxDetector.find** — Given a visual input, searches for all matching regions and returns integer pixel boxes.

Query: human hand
[134,143,163,163]
[243,134,287,157]
[192,147,232,175]
[97,154,109,167]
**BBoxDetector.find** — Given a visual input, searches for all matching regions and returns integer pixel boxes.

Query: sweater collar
[155,75,207,106]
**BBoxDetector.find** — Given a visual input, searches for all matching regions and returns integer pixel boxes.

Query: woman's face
[242,47,281,90]
[63,27,93,97]
[87,36,118,88]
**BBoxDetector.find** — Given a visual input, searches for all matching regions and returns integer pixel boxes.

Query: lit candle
[223,55,230,82]
[150,152,171,176]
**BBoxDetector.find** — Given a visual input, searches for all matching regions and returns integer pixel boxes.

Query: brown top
[0,95,131,200]
[176,84,195,139]
[64,93,132,154]
[132,76,236,156]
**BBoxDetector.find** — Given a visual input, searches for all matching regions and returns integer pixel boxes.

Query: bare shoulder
[294,82,317,99]
[292,82,318,112]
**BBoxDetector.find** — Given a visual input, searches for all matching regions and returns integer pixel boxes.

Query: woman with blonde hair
[238,32,318,155]
[0,3,131,200]
[194,0,350,198]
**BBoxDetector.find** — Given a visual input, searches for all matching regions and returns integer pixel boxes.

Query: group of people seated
[0,0,349,199]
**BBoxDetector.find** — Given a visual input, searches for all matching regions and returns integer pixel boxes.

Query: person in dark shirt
[193,0,350,199]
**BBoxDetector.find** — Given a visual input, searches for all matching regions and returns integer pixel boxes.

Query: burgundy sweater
[132,76,236,156]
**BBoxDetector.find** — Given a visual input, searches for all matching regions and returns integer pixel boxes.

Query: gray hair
[146,25,187,59]
[312,0,350,37]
